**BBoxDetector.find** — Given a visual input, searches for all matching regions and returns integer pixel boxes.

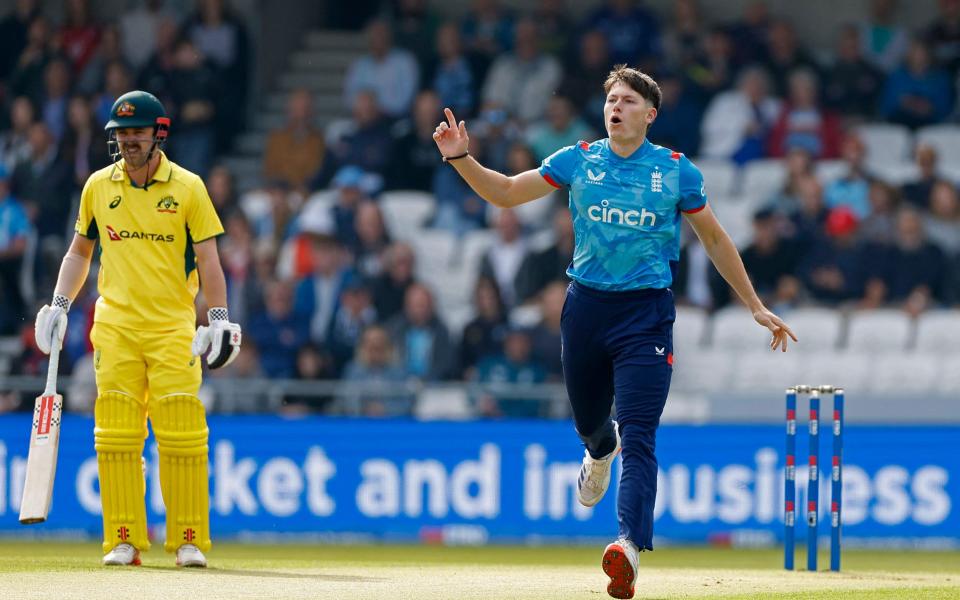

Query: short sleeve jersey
[75,152,224,330]
[539,138,707,291]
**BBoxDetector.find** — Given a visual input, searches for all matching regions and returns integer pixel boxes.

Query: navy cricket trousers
[560,281,675,551]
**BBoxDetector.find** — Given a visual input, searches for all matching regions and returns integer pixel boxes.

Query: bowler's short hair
[603,65,662,110]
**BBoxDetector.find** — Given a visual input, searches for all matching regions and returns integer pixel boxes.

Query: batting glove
[192,307,242,369]
[34,294,70,354]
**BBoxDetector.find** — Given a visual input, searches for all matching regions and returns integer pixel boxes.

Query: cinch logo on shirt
[586,169,606,184]
[587,199,657,228]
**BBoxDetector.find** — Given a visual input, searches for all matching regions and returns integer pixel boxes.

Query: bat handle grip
[44,321,61,397]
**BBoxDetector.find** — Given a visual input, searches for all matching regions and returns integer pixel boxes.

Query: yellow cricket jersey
[75,152,224,331]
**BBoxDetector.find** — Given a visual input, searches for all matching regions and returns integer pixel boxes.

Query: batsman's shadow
[141,565,383,582]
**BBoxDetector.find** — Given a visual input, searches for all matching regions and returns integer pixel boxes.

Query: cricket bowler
[433,66,797,598]
[33,90,241,567]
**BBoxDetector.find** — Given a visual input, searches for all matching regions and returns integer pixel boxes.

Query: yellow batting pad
[94,391,150,553]
[150,393,211,553]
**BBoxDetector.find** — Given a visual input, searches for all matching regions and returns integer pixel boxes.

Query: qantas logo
[586,169,606,184]
[105,225,175,243]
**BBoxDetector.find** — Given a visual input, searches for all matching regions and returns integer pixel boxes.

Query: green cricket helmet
[104,90,170,162]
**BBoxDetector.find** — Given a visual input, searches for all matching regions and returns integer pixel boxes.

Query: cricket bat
[19,325,63,524]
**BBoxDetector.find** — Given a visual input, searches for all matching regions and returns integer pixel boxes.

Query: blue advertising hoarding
[0,416,955,547]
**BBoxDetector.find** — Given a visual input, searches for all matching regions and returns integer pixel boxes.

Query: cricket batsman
[433,67,797,599]
[33,90,241,567]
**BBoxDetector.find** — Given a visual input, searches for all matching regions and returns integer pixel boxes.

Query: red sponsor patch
[106,225,122,241]
[37,396,53,435]
[666,352,673,365]
[578,141,590,150]
[671,151,681,160]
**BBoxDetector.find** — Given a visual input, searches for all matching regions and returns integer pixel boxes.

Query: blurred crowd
[1,0,960,417]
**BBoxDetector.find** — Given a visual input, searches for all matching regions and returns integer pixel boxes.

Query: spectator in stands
[263,89,325,193]
[387,283,454,381]
[207,164,238,213]
[58,0,100,74]
[763,20,819,98]
[12,122,72,242]
[880,39,953,129]
[344,19,419,119]
[525,95,595,162]
[166,37,218,177]
[313,165,378,250]
[859,0,908,72]
[432,135,488,235]
[469,104,520,174]
[0,0,40,82]
[683,27,736,104]
[9,16,56,107]
[922,180,960,255]
[188,0,250,151]
[294,231,351,345]
[220,209,258,328]
[662,0,703,73]
[515,207,573,303]
[481,17,562,124]
[699,66,780,164]
[558,30,611,133]
[824,134,872,219]
[324,91,394,180]
[533,0,574,59]
[248,279,308,378]
[282,343,336,414]
[583,0,661,67]
[740,207,801,308]
[474,326,546,417]
[867,208,946,314]
[529,280,565,379]
[137,16,178,101]
[388,0,440,74]
[767,68,842,159]
[76,23,125,97]
[786,172,828,251]
[0,97,35,172]
[203,340,264,411]
[768,147,815,214]
[799,206,869,304]
[727,0,770,67]
[388,90,444,191]
[371,241,417,322]
[823,24,884,119]
[0,166,30,335]
[460,275,507,378]
[351,200,391,279]
[119,0,172,72]
[340,325,411,416]
[859,180,901,244]
[926,0,960,72]
[901,144,946,208]
[479,208,528,307]
[647,71,700,156]
[39,58,71,141]
[429,22,475,117]
[91,60,132,128]
[61,94,110,188]
[459,0,515,80]
[328,276,378,372]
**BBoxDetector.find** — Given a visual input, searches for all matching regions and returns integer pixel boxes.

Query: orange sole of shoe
[602,544,635,599]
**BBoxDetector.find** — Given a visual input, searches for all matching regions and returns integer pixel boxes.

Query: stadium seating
[913,310,960,352]
[380,190,436,240]
[780,308,843,353]
[915,125,960,161]
[845,309,913,352]
[856,123,912,168]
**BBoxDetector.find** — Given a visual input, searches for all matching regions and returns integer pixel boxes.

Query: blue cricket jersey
[539,138,707,291]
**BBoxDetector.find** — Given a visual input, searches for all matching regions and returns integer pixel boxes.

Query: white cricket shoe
[576,421,621,507]
[176,544,207,568]
[602,538,639,599]
[102,543,141,566]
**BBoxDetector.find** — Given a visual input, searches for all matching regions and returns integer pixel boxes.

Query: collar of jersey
[110,151,173,186]
[602,138,651,162]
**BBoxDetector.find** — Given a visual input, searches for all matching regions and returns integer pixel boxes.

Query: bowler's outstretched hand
[754,308,797,352]
[432,107,469,159]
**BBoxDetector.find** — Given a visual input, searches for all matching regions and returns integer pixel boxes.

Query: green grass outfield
[0,542,957,599]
